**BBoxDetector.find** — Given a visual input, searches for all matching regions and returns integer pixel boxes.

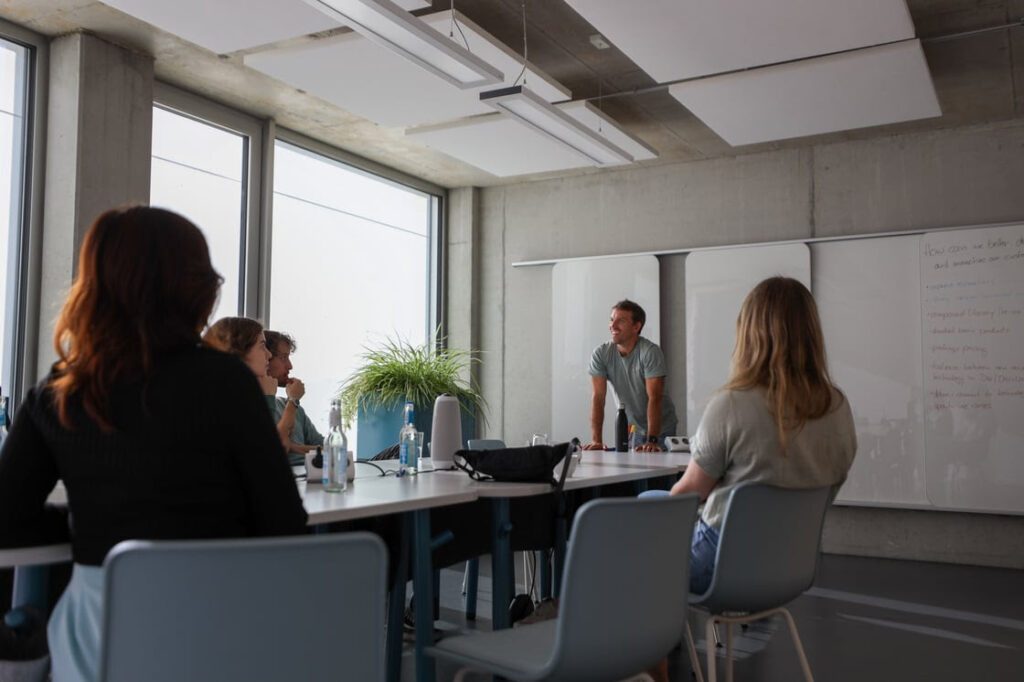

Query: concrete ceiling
[2,0,1022,189]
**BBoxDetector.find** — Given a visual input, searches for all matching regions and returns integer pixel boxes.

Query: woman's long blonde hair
[725,277,838,448]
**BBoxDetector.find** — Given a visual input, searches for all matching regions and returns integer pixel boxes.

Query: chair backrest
[546,494,699,682]
[467,438,506,450]
[694,482,832,614]
[99,533,387,682]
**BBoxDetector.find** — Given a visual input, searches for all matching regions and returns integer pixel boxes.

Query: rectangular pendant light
[303,0,503,89]
[480,85,633,166]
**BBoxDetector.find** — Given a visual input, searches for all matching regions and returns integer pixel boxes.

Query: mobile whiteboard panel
[812,236,929,506]
[685,244,810,435]
[920,224,1024,513]
[551,256,660,444]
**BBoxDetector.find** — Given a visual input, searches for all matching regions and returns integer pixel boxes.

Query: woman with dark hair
[0,206,307,682]
[203,317,315,455]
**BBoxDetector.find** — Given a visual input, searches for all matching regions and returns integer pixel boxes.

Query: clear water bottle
[0,394,9,450]
[323,399,348,492]
[398,401,416,475]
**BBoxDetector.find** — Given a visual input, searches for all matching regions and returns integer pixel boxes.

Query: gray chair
[427,493,700,682]
[685,483,833,682]
[99,533,387,682]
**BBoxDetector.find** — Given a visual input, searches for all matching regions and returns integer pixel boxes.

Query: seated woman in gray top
[203,317,317,456]
[663,276,857,593]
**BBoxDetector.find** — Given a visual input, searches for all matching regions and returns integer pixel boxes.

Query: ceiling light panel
[244,10,568,128]
[564,0,915,82]
[100,0,428,54]
[668,40,941,147]
[407,102,653,177]
[303,0,501,88]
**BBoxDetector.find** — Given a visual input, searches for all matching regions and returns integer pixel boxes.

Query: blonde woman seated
[649,277,857,592]
[203,317,317,456]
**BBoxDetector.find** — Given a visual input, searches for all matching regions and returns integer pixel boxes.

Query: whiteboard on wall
[684,244,811,435]
[551,256,660,444]
[812,236,929,506]
[920,224,1024,513]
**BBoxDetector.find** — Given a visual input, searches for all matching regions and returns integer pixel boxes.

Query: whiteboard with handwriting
[920,224,1024,513]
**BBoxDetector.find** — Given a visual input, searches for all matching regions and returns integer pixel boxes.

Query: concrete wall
[455,117,1024,568]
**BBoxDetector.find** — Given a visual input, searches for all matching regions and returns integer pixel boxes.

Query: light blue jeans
[639,489,719,594]
[48,564,104,682]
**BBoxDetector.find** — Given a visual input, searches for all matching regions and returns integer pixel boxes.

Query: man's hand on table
[582,441,606,451]
[637,442,664,453]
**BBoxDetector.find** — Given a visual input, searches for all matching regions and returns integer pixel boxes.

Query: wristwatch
[288,398,301,407]
[646,435,659,444]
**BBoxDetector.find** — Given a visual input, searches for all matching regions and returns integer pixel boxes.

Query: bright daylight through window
[0,36,28,398]
[150,106,247,324]
[270,141,434,435]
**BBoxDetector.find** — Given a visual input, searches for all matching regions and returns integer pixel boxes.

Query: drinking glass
[530,433,549,447]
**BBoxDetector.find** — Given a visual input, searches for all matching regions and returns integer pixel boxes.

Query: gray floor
[402,553,1024,681]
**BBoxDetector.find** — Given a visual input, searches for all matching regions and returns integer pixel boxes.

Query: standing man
[583,300,679,452]
[263,330,323,456]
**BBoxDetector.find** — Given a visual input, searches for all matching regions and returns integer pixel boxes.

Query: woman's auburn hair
[725,276,839,448]
[50,206,222,430]
[202,317,265,358]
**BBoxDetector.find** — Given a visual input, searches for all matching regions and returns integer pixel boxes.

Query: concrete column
[36,32,153,379]
[446,186,482,434]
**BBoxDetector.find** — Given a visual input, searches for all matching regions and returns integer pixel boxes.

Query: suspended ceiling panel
[100,0,429,54]
[406,101,655,177]
[563,0,915,82]
[668,40,941,147]
[244,9,569,128]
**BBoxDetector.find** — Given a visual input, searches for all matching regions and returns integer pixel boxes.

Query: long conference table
[2,450,691,682]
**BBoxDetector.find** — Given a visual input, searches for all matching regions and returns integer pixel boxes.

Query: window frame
[1,18,47,410]
[269,128,446,345]
[152,82,266,319]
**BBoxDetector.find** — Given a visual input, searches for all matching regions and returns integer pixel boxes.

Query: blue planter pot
[356,402,477,460]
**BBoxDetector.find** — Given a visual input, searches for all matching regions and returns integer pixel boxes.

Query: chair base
[685,607,813,682]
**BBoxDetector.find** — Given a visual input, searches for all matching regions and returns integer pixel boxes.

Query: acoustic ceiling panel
[668,40,941,147]
[101,0,428,54]
[244,9,568,128]
[406,101,655,177]
[564,0,915,82]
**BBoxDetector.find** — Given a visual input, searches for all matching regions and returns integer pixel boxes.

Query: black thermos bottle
[615,406,628,452]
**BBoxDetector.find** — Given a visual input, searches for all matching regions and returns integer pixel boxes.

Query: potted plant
[339,336,485,459]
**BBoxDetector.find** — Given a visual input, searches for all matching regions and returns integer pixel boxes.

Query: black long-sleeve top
[0,344,308,565]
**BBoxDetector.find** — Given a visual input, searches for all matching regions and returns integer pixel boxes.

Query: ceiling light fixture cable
[449,0,471,51]
[513,0,528,87]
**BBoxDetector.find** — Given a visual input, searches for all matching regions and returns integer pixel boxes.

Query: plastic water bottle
[323,399,348,492]
[615,406,628,452]
[0,394,9,450]
[399,401,416,475]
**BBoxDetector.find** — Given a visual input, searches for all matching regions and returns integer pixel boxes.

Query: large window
[150,104,249,323]
[269,139,438,433]
[0,36,29,400]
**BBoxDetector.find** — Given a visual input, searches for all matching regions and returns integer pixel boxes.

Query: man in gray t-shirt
[584,300,679,452]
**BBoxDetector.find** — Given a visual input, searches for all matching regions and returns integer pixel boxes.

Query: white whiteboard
[813,236,929,506]
[551,256,660,443]
[684,244,810,434]
[921,224,1024,513]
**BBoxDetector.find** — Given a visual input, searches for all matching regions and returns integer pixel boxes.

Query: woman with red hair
[0,206,307,681]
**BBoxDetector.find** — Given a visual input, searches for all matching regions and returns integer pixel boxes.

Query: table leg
[386,516,410,682]
[490,498,513,629]
[412,509,436,682]
[464,558,479,620]
[538,550,551,600]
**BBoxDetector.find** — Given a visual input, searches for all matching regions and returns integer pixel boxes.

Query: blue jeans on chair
[639,490,719,594]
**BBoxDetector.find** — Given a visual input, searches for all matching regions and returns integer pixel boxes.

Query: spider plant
[339,336,486,428]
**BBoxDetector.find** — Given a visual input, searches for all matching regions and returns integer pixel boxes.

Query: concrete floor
[402,553,1024,681]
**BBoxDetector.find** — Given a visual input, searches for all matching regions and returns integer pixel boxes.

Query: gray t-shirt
[691,387,857,529]
[589,336,679,438]
[265,395,324,447]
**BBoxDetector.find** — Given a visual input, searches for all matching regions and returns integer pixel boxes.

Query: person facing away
[583,299,679,452]
[667,276,857,593]
[0,206,307,682]
[263,330,323,455]
[203,317,316,457]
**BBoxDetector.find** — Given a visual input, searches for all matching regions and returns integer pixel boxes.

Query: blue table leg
[386,516,410,682]
[634,478,650,494]
[412,509,436,682]
[464,558,479,621]
[538,550,551,600]
[11,566,49,611]
[490,498,513,629]
[553,495,568,598]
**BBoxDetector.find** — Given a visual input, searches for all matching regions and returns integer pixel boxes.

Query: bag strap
[551,442,573,490]
[453,454,494,482]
